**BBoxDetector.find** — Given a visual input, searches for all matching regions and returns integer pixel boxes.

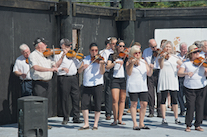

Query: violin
[193,57,207,67]
[66,50,84,60]
[119,47,129,58]
[26,58,29,64]
[128,57,139,66]
[43,48,62,57]
[91,54,104,64]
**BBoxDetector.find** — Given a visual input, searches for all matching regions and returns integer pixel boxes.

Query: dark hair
[117,40,125,46]
[105,39,110,45]
[89,43,98,49]
[113,40,125,60]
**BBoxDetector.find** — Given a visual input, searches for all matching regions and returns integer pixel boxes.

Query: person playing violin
[158,41,182,125]
[142,39,162,118]
[29,37,69,129]
[126,45,154,130]
[78,43,105,130]
[106,40,127,126]
[99,37,116,120]
[54,38,83,125]
[13,44,32,97]
[178,45,207,132]
[176,42,188,116]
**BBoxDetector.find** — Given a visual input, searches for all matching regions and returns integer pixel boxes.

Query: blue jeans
[21,80,32,97]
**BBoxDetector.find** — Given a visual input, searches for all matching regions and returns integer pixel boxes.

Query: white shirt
[113,58,125,78]
[82,55,104,87]
[142,47,160,69]
[54,52,80,76]
[177,53,186,61]
[13,55,31,80]
[127,59,148,93]
[29,50,55,81]
[99,48,114,72]
[180,60,207,89]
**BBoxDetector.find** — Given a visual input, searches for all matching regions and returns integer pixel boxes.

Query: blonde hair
[162,41,174,54]
[129,45,142,59]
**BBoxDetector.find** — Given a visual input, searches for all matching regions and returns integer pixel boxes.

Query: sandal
[140,125,150,130]
[133,126,140,130]
[110,121,117,126]
[185,127,191,132]
[195,126,204,132]
[118,121,126,125]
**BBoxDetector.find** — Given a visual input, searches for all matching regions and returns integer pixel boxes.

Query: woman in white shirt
[158,41,182,125]
[106,40,127,126]
[126,45,153,130]
[78,43,105,130]
[178,45,207,132]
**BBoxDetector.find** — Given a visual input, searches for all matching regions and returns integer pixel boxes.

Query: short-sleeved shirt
[82,55,104,87]
[180,60,207,89]
[29,50,55,81]
[99,48,114,72]
[142,47,160,69]
[54,51,80,76]
[13,55,31,80]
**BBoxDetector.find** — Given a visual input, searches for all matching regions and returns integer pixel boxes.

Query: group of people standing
[13,37,207,132]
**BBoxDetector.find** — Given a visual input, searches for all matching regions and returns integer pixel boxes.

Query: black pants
[21,80,32,97]
[185,86,206,127]
[32,80,52,116]
[161,90,178,105]
[104,72,112,117]
[147,69,161,115]
[57,75,80,121]
[178,77,185,113]
[204,86,207,117]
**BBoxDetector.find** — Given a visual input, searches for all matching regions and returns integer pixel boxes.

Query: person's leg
[139,101,148,127]
[178,77,185,114]
[185,87,196,128]
[21,81,33,97]
[147,76,155,116]
[111,88,120,123]
[170,91,179,120]
[104,72,112,118]
[70,76,81,122]
[118,89,126,123]
[82,110,89,127]
[160,91,168,120]
[154,70,161,116]
[131,101,138,128]
[94,111,101,128]
[167,92,171,108]
[194,88,206,128]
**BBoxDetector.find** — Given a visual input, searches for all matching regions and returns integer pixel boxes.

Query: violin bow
[68,47,82,71]
[89,48,106,66]
[123,40,134,62]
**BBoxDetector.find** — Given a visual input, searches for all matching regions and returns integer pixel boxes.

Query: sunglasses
[118,45,125,47]
[192,50,200,54]
[91,49,98,52]
[134,52,141,55]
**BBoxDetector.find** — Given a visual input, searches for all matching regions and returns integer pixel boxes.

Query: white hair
[19,44,29,52]
[179,42,187,50]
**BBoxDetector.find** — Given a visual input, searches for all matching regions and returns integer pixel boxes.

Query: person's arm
[205,68,207,76]
[177,67,193,77]
[99,60,105,74]
[158,55,165,69]
[146,62,154,77]
[126,59,136,76]
[106,60,115,70]
[78,62,89,74]
[55,48,70,68]
[32,65,57,72]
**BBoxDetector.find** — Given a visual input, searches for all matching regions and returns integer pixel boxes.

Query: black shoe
[162,119,168,125]
[78,126,90,130]
[147,114,154,117]
[178,112,185,116]
[73,119,83,123]
[175,119,181,124]
[62,120,68,125]
[106,116,111,120]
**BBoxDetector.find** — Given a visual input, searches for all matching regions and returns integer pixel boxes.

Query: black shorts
[129,92,148,102]
[81,84,103,112]
[111,78,126,90]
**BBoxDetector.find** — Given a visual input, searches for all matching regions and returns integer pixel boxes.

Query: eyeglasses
[151,46,157,49]
[134,52,141,55]
[192,50,200,54]
[91,49,98,52]
[111,43,116,45]
[119,45,125,47]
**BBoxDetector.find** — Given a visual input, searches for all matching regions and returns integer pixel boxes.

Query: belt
[21,79,32,82]
[153,69,160,71]
[33,80,50,82]
[58,75,76,77]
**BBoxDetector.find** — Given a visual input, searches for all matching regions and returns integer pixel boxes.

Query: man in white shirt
[177,42,188,116]
[142,39,162,117]
[29,37,69,129]
[54,38,83,124]
[13,44,32,96]
[99,37,116,120]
